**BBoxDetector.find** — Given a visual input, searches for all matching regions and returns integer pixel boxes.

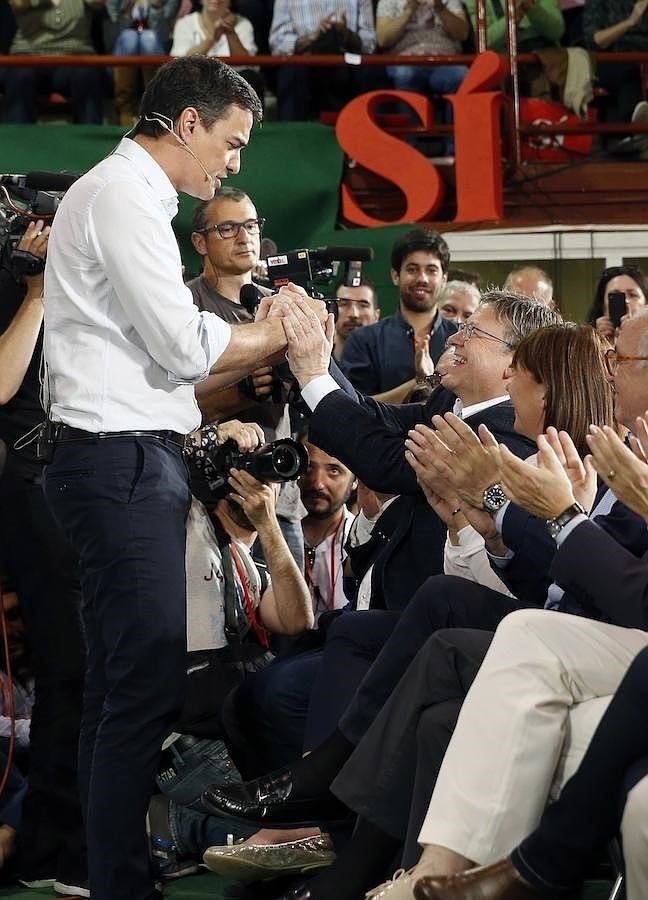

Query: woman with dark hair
[587,264,648,341]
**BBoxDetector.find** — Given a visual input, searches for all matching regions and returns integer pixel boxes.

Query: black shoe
[201,769,350,828]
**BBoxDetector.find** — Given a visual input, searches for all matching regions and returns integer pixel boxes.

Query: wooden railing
[3,45,648,163]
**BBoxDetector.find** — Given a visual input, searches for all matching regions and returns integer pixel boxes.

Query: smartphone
[608,290,627,329]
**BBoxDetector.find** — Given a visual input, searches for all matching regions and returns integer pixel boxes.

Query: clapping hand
[421,413,501,507]
[586,421,648,521]
[494,431,583,520]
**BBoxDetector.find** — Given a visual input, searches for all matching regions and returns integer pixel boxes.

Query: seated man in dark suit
[202,313,648,900]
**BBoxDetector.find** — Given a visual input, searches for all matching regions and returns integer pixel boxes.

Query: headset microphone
[143,112,217,195]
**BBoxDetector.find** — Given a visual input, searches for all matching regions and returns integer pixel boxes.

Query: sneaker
[54,878,90,897]
[147,793,199,881]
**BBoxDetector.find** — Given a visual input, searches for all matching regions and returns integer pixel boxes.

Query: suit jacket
[307,382,535,611]
[494,486,648,620]
[309,372,533,495]
[552,517,648,630]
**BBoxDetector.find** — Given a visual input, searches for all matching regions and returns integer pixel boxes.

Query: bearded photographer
[0,222,88,893]
[149,420,314,878]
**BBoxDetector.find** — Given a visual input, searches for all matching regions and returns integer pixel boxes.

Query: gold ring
[608,469,616,480]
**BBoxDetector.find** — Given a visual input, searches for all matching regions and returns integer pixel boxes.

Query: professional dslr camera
[0,171,79,278]
[188,436,309,506]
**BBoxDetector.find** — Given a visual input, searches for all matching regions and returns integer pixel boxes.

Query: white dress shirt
[44,138,232,434]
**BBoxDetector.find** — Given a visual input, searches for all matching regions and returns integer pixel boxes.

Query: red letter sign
[336,90,445,227]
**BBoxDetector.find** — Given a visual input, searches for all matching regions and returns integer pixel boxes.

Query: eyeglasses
[456,322,512,347]
[604,347,648,376]
[196,217,266,240]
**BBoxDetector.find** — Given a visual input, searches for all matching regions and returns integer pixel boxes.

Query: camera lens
[271,445,301,478]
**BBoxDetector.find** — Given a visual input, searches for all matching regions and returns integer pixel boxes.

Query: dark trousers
[0,471,86,882]
[338,575,526,746]
[2,65,105,123]
[513,644,648,895]
[304,610,399,750]
[44,436,190,900]
[332,628,493,864]
[0,738,28,832]
[230,649,322,774]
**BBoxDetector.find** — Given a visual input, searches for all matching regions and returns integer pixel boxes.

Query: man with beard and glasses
[339,229,457,396]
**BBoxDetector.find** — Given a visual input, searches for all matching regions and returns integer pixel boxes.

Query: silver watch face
[482,483,507,513]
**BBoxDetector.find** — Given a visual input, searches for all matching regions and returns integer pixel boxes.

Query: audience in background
[171,0,262,103]
[587,263,648,341]
[332,280,380,363]
[437,280,480,324]
[107,0,179,125]
[4,0,106,122]
[268,0,375,120]
[503,264,556,308]
[340,229,456,395]
[584,0,648,124]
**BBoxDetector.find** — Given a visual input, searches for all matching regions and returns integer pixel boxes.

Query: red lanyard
[229,543,269,648]
[304,515,344,611]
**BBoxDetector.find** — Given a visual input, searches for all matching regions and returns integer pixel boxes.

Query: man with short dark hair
[188,186,306,568]
[340,229,456,395]
[42,57,325,900]
[333,280,380,363]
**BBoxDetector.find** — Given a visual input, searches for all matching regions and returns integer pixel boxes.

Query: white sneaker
[365,867,417,899]
[632,100,648,123]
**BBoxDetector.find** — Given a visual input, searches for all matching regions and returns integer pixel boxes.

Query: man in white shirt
[42,56,324,900]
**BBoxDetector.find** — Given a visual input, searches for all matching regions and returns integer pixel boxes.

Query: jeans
[113,27,164,54]
[170,801,257,858]
[157,737,243,811]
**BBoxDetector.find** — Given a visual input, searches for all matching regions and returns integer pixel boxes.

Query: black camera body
[0,172,78,279]
[190,437,309,505]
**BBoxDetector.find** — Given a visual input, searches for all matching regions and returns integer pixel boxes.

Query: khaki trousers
[419,609,648,863]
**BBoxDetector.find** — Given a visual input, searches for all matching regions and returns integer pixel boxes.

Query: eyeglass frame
[604,347,648,375]
[455,322,514,349]
[195,217,266,240]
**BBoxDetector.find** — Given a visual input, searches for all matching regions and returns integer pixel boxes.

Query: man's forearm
[257,518,313,633]
[195,380,258,425]
[207,318,286,388]
[0,291,43,405]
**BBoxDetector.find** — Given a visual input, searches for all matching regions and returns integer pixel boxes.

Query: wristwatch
[546,502,586,540]
[482,482,508,516]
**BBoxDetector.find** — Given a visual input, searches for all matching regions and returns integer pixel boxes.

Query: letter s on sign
[336,90,445,227]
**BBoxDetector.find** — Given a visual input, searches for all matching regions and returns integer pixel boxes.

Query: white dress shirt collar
[112,138,178,217]
[452,395,509,420]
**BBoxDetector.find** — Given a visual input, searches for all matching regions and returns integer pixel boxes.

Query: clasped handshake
[256,281,337,387]
[404,412,648,548]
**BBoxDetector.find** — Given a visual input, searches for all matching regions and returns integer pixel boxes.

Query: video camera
[190,437,309,504]
[241,245,374,318]
[0,171,79,278]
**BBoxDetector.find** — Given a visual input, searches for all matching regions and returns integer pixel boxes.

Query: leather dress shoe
[414,859,545,900]
[201,769,350,827]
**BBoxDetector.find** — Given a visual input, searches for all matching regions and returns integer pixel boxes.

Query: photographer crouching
[0,220,87,890]
[148,420,314,876]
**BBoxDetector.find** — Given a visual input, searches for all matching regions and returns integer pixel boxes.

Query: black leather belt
[55,424,186,448]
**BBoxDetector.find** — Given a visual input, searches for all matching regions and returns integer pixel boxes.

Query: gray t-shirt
[187,275,304,522]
